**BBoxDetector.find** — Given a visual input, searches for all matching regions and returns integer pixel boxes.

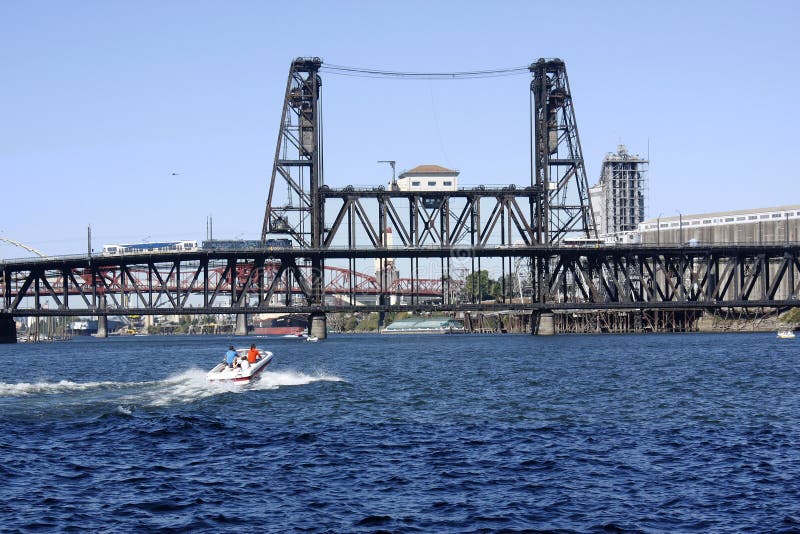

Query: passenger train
[102,241,199,255]
[201,239,292,250]
[101,239,292,256]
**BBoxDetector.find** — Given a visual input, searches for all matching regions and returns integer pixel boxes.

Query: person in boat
[225,345,237,368]
[247,343,260,363]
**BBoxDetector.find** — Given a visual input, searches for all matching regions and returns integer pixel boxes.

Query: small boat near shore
[777,329,796,339]
[207,349,273,384]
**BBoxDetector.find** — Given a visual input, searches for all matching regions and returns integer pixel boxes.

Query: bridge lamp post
[378,160,397,190]
[657,213,663,246]
[786,212,790,245]
[675,210,683,245]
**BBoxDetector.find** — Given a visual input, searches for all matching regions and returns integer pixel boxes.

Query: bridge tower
[261,57,327,336]
[529,58,596,318]
[530,58,596,243]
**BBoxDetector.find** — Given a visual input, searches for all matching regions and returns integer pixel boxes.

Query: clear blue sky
[2,0,798,258]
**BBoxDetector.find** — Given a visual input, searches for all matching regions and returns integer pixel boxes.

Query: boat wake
[0,368,345,409]
[250,369,345,390]
[0,379,153,397]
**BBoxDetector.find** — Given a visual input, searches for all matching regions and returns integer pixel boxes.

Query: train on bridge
[101,239,293,256]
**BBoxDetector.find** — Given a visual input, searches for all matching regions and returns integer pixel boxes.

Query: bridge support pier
[0,313,16,344]
[96,315,108,338]
[309,312,327,339]
[235,314,248,336]
[95,295,108,338]
[532,310,555,336]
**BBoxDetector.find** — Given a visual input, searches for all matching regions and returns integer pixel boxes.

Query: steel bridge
[2,243,798,313]
[1,57,798,341]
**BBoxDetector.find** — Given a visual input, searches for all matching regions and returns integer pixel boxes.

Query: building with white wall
[395,164,459,192]
[637,205,800,301]
[638,205,800,245]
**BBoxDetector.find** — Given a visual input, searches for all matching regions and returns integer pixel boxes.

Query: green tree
[355,313,381,332]
[175,315,193,334]
[781,307,800,323]
[342,316,359,332]
[463,270,502,302]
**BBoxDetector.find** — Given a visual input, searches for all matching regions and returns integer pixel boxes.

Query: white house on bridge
[395,164,459,192]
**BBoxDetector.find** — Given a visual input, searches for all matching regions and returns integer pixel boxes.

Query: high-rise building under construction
[589,145,648,237]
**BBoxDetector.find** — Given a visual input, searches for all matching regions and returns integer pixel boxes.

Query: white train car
[102,240,199,256]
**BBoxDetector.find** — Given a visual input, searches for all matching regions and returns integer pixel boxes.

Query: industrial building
[589,145,648,238]
[638,205,800,245]
[636,205,800,302]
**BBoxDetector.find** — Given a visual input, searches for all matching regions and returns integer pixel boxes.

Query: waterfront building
[638,204,800,302]
[638,205,800,245]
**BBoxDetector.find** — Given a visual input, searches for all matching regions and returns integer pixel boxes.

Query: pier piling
[0,313,16,343]
[309,312,327,339]
[532,310,555,336]
[96,315,108,338]
[235,313,248,336]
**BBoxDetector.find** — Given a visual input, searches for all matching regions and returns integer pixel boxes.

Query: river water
[1,332,799,532]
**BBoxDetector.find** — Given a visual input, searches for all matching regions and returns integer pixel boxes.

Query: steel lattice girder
[321,189,541,249]
[2,245,799,316]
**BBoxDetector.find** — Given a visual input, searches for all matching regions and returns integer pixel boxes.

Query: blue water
[1,333,799,532]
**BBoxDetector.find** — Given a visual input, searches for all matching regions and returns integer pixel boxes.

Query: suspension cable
[321,63,529,80]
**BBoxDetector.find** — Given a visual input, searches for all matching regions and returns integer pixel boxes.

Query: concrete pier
[235,313,248,336]
[309,312,327,339]
[96,315,108,338]
[0,314,16,344]
[95,295,108,338]
[532,310,555,336]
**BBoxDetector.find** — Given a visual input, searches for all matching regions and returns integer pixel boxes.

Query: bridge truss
[259,57,601,312]
[2,244,798,316]
[3,58,798,322]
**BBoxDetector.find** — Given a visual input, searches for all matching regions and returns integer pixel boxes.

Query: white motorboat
[207,349,273,384]
[777,329,796,339]
[306,335,319,342]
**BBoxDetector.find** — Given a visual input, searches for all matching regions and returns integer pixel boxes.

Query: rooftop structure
[395,164,459,192]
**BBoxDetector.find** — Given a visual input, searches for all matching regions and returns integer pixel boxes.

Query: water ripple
[1,333,799,531]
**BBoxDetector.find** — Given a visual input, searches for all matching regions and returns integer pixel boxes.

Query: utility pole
[378,160,397,190]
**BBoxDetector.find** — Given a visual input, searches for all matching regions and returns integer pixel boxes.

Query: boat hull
[252,314,308,336]
[253,326,305,336]
[207,350,273,384]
